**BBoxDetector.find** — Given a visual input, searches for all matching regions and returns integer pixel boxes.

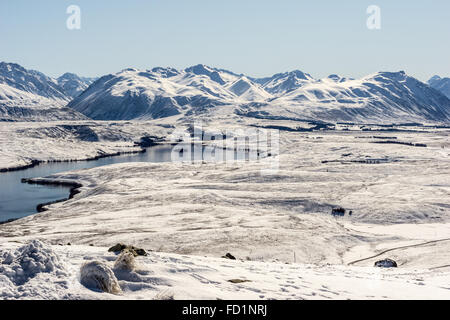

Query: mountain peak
[427,74,450,99]
[58,72,81,80]
[288,70,312,80]
[185,64,225,85]
[252,69,314,94]
[429,75,442,83]
[151,67,179,78]
[121,67,139,73]
[364,71,409,85]
[374,70,406,79]
[57,72,95,98]
[327,74,341,81]
[185,64,213,73]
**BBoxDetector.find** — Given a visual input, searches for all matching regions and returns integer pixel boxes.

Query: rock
[222,253,236,260]
[108,243,127,253]
[374,258,398,268]
[136,136,162,148]
[332,207,346,216]
[133,248,147,256]
[108,243,147,257]
[228,279,251,284]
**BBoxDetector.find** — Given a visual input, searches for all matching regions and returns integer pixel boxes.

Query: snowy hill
[0,63,88,121]
[428,75,450,99]
[57,73,96,98]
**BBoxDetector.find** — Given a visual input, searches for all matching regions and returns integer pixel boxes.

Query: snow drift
[0,240,67,285]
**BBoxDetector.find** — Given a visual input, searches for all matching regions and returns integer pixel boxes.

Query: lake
[0,144,251,222]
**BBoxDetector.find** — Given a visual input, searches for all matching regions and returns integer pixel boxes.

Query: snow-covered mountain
[57,73,96,98]
[0,62,89,121]
[428,75,450,99]
[251,70,314,95]
[67,65,270,120]
[240,71,450,123]
[0,62,68,101]
[2,61,449,124]
[70,65,450,123]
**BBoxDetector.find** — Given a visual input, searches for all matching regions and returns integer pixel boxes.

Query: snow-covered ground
[1,120,449,299]
[1,240,449,300]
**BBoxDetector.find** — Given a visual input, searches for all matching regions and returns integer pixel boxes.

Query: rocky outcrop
[108,243,147,257]
[222,253,236,260]
[332,207,346,217]
[374,258,398,268]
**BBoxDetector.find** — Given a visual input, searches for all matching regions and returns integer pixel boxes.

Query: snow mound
[0,240,67,285]
[0,275,15,296]
[113,250,137,272]
[80,261,122,295]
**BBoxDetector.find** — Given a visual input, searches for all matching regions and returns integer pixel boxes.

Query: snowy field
[0,120,449,299]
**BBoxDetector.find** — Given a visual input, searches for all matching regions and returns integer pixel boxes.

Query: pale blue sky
[0,0,448,81]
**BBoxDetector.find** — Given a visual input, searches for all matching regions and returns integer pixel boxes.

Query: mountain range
[1,61,449,124]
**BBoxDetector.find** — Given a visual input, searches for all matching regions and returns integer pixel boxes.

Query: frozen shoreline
[0,120,174,171]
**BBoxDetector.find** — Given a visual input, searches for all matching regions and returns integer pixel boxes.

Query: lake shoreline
[0,148,147,173]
